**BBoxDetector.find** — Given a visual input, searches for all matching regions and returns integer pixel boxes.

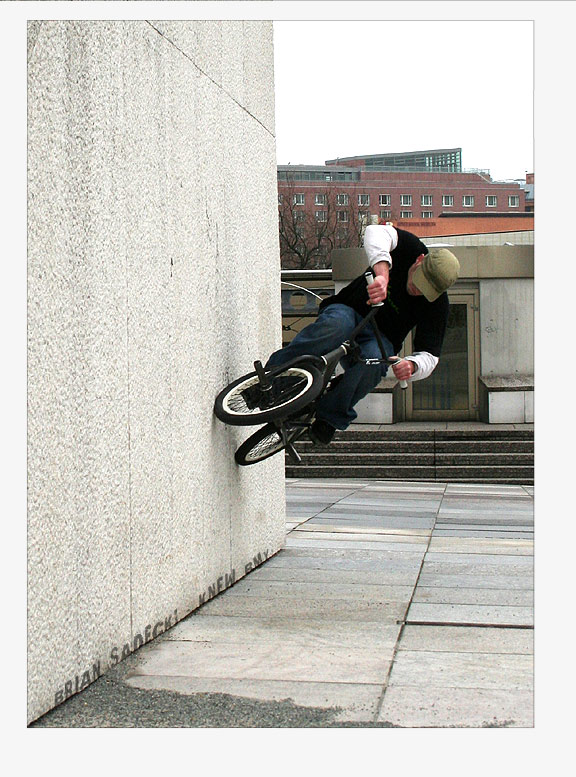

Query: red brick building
[278,167,527,221]
[277,150,531,267]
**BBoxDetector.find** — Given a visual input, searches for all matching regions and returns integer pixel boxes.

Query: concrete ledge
[479,375,534,424]
[479,375,534,392]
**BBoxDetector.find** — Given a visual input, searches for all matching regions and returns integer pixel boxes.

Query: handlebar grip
[364,271,384,307]
[388,357,408,390]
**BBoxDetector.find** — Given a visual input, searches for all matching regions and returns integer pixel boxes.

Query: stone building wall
[27,20,284,723]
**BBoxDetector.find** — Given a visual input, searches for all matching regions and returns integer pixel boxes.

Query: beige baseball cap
[412,247,460,302]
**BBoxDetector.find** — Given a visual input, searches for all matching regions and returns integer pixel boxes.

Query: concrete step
[283,426,534,484]
[287,452,533,467]
[435,441,533,453]
[336,429,533,441]
[285,464,534,485]
[293,440,533,454]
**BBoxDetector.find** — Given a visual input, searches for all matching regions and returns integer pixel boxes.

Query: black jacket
[320,228,449,356]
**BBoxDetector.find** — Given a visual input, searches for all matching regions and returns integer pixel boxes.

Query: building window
[379,194,391,206]
[315,211,327,222]
[486,195,498,207]
[442,195,454,206]
[315,194,327,206]
[278,194,283,204]
[294,210,305,222]
[400,211,413,219]
[336,193,349,206]
[358,194,370,206]
[400,194,412,206]
[380,210,391,220]
[509,195,520,207]
[293,193,305,205]
[421,211,434,219]
[358,211,369,225]
[337,211,349,222]
[463,195,474,207]
[421,194,433,206]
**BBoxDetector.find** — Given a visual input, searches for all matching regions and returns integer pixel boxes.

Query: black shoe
[309,419,336,446]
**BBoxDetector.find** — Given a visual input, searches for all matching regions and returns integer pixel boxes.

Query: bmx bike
[213,272,407,466]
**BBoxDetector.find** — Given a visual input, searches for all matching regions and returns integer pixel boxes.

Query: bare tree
[278,178,369,270]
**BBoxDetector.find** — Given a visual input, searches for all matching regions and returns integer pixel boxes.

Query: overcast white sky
[273,20,533,181]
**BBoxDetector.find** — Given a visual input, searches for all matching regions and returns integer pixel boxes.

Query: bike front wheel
[214,363,323,426]
[235,423,306,465]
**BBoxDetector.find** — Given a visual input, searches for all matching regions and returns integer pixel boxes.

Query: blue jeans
[266,304,394,430]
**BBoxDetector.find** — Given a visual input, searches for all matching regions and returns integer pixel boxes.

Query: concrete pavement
[31,478,533,727]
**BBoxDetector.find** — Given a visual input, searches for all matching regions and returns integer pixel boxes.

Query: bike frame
[264,302,390,463]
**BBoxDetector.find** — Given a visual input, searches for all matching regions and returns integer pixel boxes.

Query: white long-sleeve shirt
[363,224,439,382]
[364,224,398,268]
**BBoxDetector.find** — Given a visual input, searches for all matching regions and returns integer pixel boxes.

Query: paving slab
[434,515,533,527]
[433,527,533,538]
[423,552,533,569]
[363,482,447,494]
[417,573,533,590]
[286,479,371,488]
[198,594,409,622]
[377,686,533,727]
[397,625,534,655]
[427,537,533,555]
[412,586,533,606]
[286,487,358,498]
[285,536,428,553]
[239,566,421,586]
[164,615,402,650]
[225,579,415,602]
[436,509,533,521]
[128,640,393,684]
[406,602,533,627]
[336,496,443,510]
[295,523,431,537]
[310,510,438,527]
[387,650,533,691]
[271,547,426,563]
[263,553,424,574]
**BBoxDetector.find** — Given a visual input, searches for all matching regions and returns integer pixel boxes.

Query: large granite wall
[27,20,284,723]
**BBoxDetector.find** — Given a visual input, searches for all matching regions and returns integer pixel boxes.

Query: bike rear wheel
[235,422,306,465]
[214,363,323,426]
